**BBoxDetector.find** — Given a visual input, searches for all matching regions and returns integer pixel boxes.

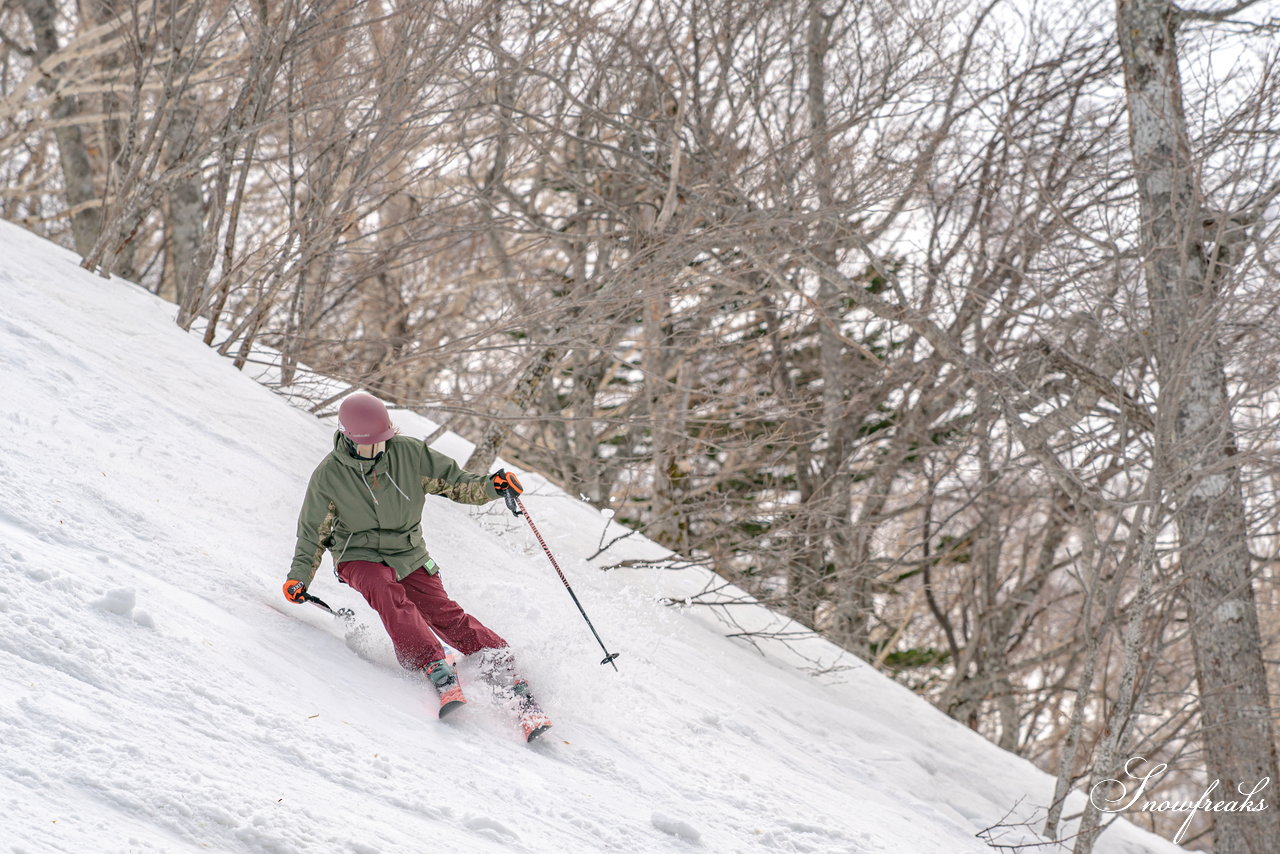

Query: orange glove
[491,469,524,495]
[283,580,308,603]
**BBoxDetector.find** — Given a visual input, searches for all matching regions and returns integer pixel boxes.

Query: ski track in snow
[0,220,1188,854]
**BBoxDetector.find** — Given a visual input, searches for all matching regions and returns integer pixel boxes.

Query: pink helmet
[338,393,396,443]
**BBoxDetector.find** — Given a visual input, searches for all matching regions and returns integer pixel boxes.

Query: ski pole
[303,592,356,624]
[504,490,620,671]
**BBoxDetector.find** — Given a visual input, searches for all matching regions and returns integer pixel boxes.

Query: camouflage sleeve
[289,469,338,586]
[419,442,499,505]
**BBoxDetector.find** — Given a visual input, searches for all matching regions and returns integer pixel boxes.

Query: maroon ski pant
[337,560,507,670]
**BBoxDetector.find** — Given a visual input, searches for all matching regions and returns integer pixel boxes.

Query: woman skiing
[284,391,551,740]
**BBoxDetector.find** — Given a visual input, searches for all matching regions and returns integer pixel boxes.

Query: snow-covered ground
[0,218,1185,854]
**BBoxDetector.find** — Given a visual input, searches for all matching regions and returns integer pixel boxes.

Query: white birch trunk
[1114,2,1280,851]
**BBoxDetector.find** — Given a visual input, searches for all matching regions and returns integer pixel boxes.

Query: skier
[283,391,551,740]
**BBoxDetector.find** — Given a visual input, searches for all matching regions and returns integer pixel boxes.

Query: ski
[437,689,467,718]
[518,696,553,743]
[512,678,553,742]
[430,654,468,718]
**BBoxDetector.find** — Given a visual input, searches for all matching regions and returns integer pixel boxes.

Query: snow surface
[0,218,1188,854]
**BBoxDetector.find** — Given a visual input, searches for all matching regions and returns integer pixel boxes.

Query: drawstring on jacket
[360,466,379,505]
[359,461,410,505]
[385,470,410,501]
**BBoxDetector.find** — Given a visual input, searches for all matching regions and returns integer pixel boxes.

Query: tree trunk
[1115,2,1280,852]
[22,0,102,257]
[642,272,678,546]
[164,99,206,305]
[806,0,863,651]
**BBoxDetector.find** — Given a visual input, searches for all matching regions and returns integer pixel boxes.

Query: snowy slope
[0,218,1185,854]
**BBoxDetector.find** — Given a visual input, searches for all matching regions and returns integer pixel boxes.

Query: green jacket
[290,431,498,586]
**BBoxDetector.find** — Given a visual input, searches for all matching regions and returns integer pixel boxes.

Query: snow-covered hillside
[0,218,1184,854]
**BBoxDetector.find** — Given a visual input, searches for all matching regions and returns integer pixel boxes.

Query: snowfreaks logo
[1089,756,1270,844]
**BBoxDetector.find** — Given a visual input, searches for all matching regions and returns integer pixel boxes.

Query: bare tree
[1100,1,1280,851]
[18,0,104,255]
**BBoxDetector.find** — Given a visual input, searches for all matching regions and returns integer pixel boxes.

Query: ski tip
[438,698,467,719]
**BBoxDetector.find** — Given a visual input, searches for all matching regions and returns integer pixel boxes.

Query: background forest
[3,0,1279,851]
